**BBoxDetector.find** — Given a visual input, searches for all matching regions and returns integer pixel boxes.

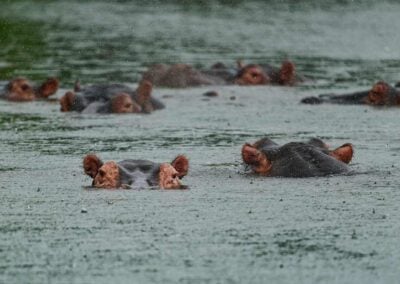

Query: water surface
[0,1,399,283]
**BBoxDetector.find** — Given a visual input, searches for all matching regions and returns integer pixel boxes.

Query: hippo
[242,137,353,177]
[234,60,304,86]
[83,154,189,189]
[141,63,229,88]
[140,60,303,88]
[301,81,400,106]
[0,77,59,102]
[60,80,164,114]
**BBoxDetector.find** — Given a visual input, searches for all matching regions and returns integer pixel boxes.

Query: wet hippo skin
[140,60,303,88]
[0,77,59,102]
[60,80,164,114]
[83,154,189,189]
[234,60,304,86]
[301,81,400,106]
[242,137,353,177]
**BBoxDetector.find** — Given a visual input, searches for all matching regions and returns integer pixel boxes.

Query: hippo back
[81,84,135,103]
[266,142,350,177]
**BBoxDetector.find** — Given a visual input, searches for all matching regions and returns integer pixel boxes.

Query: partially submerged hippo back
[83,154,189,189]
[141,63,226,88]
[77,83,135,103]
[242,137,353,177]
[60,80,164,114]
[301,81,400,106]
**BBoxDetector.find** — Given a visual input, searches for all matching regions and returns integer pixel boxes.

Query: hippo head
[242,137,353,177]
[3,77,59,102]
[83,154,189,189]
[110,93,141,113]
[366,81,400,106]
[60,92,141,114]
[235,64,270,85]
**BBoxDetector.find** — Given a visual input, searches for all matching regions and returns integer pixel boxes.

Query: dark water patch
[0,112,103,132]
[0,18,49,80]
[1,131,274,155]
[0,166,21,172]
[274,238,375,260]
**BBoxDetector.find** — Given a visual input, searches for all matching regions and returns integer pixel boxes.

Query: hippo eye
[251,72,259,79]
[125,103,132,108]
[21,84,30,91]
[172,174,177,179]
[99,169,106,177]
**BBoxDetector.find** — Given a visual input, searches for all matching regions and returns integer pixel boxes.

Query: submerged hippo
[0,77,59,102]
[140,60,303,88]
[234,60,304,86]
[301,81,400,106]
[242,137,353,177]
[60,80,164,114]
[141,63,229,88]
[83,154,189,189]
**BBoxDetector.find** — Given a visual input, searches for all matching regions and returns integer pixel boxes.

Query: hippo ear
[171,155,189,178]
[279,60,296,86]
[83,154,103,178]
[330,143,353,164]
[242,143,271,174]
[37,77,59,98]
[60,91,76,112]
[136,80,153,101]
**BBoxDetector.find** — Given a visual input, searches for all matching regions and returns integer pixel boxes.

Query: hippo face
[367,81,400,106]
[60,80,163,114]
[83,154,189,189]
[110,93,141,113]
[2,77,59,102]
[234,60,298,86]
[242,137,354,177]
[235,64,270,85]
[4,78,35,101]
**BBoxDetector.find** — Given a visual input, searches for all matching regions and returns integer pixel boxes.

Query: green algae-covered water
[0,1,400,283]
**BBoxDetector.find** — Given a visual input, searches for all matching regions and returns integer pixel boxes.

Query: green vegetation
[0,18,47,80]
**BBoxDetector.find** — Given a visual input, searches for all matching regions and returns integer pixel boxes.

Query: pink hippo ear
[279,60,296,86]
[135,80,154,113]
[37,77,59,98]
[330,143,353,164]
[241,144,271,174]
[60,91,76,112]
[136,80,153,102]
[171,155,189,178]
[83,154,103,178]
